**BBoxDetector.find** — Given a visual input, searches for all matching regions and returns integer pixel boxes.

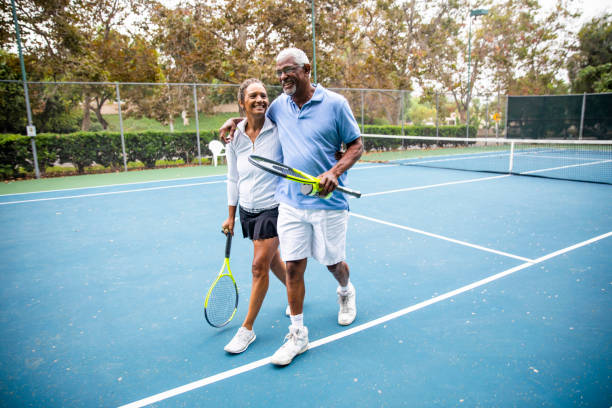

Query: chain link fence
[3,79,608,178]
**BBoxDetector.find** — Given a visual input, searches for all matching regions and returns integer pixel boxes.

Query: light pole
[311,0,317,84]
[11,0,40,178]
[466,8,488,139]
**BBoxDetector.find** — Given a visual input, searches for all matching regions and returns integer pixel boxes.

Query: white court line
[350,212,533,262]
[118,230,612,408]
[520,159,612,175]
[0,180,226,205]
[361,174,509,197]
[0,173,226,197]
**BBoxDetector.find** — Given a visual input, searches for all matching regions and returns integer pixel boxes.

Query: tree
[568,14,612,92]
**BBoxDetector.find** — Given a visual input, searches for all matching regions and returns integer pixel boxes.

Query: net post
[193,84,202,165]
[579,92,586,140]
[115,83,128,172]
[508,141,515,173]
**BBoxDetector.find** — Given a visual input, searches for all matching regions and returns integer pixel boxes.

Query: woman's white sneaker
[223,327,256,354]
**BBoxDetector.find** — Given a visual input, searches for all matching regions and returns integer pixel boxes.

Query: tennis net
[360,134,612,185]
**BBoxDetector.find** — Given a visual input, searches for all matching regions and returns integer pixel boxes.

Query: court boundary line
[0,172,508,205]
[350,212,533,262]
[361,174,509,197]
[0,173,226,198]
[117,230,612,408]
[0,180,227,205]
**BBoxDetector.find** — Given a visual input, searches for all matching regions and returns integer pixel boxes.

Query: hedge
[361,124,476,151]
[0,130,219,179]
[0,124,472,179]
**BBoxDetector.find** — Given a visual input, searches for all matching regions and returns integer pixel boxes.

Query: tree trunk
[82,95,91,131]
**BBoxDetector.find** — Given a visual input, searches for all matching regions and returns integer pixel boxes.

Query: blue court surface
[0,164,610,407]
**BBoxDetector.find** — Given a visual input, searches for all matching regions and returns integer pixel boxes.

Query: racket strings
[205,275,237,326]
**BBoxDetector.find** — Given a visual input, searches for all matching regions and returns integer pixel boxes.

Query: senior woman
[221,78,287,354]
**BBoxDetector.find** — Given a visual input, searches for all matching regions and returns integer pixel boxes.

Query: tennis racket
[204,230,239,328]
[248,155,361,198]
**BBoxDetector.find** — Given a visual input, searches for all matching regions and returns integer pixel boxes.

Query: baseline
[117,231,612,408]
[0,180,226,206]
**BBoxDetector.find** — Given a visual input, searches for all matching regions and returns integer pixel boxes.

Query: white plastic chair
[208,140,226,167]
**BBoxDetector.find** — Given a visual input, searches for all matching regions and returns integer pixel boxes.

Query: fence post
[400,90,405,136]
[115,83,128,172]
[11,0,40,178]
[360,89,364,134]
[435,92,439,138]
[579,92,586,140]
[485,96,489,137]
[193,84,202,165]
[504,95,509,138]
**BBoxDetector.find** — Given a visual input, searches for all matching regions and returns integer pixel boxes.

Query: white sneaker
[270,325,309,366]
[337,282,356,326]
[285,305,291,317]
[224,327,256,354]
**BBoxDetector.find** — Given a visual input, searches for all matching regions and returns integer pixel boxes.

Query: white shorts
[277,203,348,266]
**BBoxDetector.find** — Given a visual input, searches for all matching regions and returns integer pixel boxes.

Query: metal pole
[116,83,128,172]
[466,15,472,141]
[400,90,405,136]
[578,92,586,140]
[435,92,439,138]
[504,95,509,138]
[311,0,317,84]
[360,90,364,133]
[193,84,202,165]
[496,89,500,138]
[11,0,40,178]
[485,96,489,137]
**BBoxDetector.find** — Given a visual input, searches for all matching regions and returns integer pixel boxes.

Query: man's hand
[219,117,243,143]
[317,137,363,197]
[317,170,339,197]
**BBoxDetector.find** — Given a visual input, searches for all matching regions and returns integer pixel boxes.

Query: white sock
[290,313,304,328]
[338,279,351,296]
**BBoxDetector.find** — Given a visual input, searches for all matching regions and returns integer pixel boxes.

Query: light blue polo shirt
[267,85,361,210]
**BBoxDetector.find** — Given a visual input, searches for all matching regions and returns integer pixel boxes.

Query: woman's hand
[222,217,235,235]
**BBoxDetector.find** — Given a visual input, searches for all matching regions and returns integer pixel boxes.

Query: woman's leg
[242,237,281,330]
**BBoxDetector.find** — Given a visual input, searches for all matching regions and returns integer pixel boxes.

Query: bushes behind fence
[0,125,472,179]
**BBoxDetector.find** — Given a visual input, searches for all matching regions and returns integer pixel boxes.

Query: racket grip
[224,231,232,257]
[337,185,361,198]
[301,183,361,198]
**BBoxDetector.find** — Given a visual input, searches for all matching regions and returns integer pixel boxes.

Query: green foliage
[0,129,220,179]
[362,124,476,151]
[569,14,612,93]
[0,134,30,179]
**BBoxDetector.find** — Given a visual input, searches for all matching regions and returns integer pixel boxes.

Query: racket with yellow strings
[204,230,238,327]
[247,155,361,198]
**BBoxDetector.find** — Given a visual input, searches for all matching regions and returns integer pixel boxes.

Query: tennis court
[0,143,610,407]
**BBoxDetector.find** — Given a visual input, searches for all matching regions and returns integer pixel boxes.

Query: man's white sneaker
[270,325,309,366]
[337,282,356,326]
[285,305,291,317]
[223,327,255,354]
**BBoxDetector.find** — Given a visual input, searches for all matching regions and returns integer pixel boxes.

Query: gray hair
[276,48,310,66]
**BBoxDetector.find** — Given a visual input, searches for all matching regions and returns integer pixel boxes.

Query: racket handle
[301,183,361,198]
[224,231,232,258]
[337,185,361,198]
